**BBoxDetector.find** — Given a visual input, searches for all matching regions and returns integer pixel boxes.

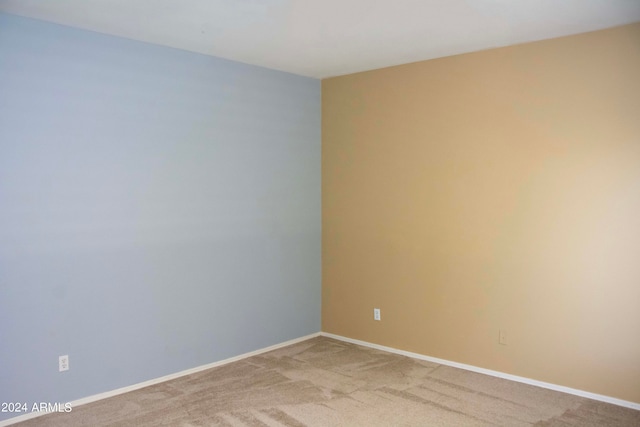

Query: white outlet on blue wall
[59,355,69,372]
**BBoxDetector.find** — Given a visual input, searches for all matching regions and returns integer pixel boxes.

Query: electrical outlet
[374,308,381,321]
[59,355,69,372]
[499,330,507,345]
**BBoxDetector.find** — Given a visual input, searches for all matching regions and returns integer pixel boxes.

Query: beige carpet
[16,336,640,426]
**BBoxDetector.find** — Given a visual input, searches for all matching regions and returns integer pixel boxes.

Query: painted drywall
[322,23,640,404]
[0,13,320,422]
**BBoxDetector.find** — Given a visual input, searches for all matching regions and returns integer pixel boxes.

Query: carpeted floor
[16,336,640,426]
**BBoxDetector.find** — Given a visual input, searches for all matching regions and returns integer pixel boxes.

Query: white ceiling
[1,0,639,78]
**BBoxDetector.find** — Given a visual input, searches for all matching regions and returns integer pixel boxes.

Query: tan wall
[322,23,640,404]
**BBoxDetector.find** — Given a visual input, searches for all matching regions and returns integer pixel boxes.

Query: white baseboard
[0,332,321,427]
[320,332,640,411]
[4,330,636,426]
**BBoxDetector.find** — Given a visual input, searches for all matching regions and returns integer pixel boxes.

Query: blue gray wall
[0,13,320,422]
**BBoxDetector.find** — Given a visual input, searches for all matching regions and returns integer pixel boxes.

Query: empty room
[1,1,639,426]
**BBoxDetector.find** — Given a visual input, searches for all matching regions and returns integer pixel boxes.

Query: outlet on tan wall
[322,23,640,404]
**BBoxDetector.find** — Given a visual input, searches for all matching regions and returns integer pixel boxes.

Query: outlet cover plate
[59,355,69,372]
